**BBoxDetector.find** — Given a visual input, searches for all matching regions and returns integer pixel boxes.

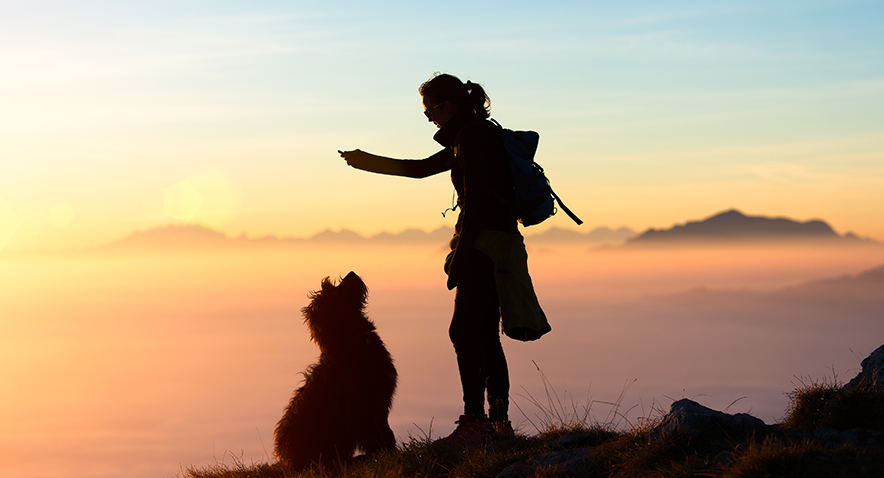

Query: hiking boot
[493,420,515,437]
[434,415,495,447]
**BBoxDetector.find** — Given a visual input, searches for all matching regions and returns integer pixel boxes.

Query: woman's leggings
[449,247,509,423]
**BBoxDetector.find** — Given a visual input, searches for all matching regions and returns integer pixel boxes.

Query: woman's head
[419,74,491,126]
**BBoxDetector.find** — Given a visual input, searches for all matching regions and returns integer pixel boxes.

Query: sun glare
[46,201,75,230]
[161,170,242,229]
[163,180,203,222]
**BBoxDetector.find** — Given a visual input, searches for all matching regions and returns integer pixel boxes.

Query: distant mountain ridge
[626,209,875,246]
[100,225,456,251]
[97,209,877,251]
[654,262,884,315]
[529,226,636,244]
[99,224,637,251]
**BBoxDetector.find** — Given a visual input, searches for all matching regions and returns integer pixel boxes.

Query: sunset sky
[1,0,882,252]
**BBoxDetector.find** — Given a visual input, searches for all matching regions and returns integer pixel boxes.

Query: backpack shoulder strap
[549,189,583,225]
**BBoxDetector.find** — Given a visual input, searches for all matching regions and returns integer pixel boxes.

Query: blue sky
[1,0,882,250]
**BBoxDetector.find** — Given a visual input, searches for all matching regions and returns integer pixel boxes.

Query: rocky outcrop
[844,344,884,392]
[805,427,883,446]
[496,345,884,478]
[652,399,771,438]
[497,446,595,478]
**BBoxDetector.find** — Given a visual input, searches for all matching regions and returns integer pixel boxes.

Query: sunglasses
[423,101,446,120]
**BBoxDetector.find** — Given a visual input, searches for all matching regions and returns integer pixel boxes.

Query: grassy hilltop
[180,375,884,478]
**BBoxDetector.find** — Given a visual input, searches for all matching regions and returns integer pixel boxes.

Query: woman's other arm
[339,149,452,178]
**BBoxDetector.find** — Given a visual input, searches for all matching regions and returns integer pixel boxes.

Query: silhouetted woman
[339,73,516,445]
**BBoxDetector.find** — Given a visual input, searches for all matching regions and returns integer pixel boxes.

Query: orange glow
[2,242,883,476]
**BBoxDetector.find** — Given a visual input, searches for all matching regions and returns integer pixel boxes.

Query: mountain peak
[628,210,847,246]
[110,224,230,246]
[708,209,747,220]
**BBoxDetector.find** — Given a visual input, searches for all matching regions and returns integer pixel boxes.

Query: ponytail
[463,80,491,119]
[419,73,491,119]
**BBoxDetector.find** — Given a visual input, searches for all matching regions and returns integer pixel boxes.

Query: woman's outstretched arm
[339,149,452,179]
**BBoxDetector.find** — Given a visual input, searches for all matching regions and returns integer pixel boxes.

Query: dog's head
[302,271,372,347]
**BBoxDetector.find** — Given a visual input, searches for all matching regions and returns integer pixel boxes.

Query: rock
[548,432,597,448]
[653,399,771,438]
[843,344,884,392]
[838,429,862,447]
[496,447,595,478]
[779,427,808,440]
[496,463,533,478]
[812,427,844,443]
[811,427,883,447]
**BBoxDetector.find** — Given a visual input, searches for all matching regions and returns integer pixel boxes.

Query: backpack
[491,119,583,227]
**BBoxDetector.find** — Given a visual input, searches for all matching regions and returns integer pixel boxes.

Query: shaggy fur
[274,271,398,470]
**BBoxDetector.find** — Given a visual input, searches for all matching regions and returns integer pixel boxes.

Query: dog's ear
[319,276,335,293]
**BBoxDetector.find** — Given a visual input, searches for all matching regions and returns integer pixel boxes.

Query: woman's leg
[481,317,509,424]
[449,248,509,421]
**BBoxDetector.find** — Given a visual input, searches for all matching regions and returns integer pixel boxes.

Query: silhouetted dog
[274,271,397,470]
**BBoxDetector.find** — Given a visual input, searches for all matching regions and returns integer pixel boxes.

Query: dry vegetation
[179,377,884,478]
